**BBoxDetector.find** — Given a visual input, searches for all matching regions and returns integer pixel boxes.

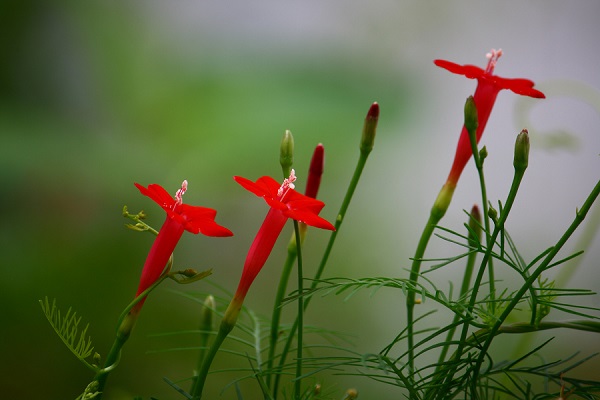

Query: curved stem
[266,248,296,389]
[92,271,171,397]
[190,318,234,399]
[469,178,600,397]
[293,221,304,399]
[436,167,526,398]
[406,212,440,378]
[273,151,370,398]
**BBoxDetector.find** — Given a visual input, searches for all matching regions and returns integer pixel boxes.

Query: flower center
[277,169,296,200]
[175,180,188,207]
[485,48,503,75]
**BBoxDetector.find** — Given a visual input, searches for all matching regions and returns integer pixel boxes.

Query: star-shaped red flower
[435,49,545,186]
[234,174,335,230]
[135,182,233,237]
[132,181,232,312]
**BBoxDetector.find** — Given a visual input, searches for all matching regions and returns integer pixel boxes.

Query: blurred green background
[2,1,600,398]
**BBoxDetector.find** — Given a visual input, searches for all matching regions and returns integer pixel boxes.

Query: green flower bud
[468,204,482,247]
[488,204,498,223]
[200,295,215,334]
[514,129,530,172]
[280,130,294,177]
[479,146,488,163]
[464,95,478,135]
[432,182,456,221]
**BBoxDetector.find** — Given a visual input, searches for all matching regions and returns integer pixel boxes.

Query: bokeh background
[2,1,599,399]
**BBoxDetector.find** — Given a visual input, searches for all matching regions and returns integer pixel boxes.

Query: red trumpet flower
[232,170,335,301]
[133,181,233,310]
[435,49,545,186]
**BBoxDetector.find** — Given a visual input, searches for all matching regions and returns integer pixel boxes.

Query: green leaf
[39,296,98,372]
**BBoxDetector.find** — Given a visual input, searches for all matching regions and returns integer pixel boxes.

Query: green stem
[293,221,304,399]
[406,211,441,377]
[266,246,297,389]
[473,158,495,309]
[435,240,479,367]
[92,272,170,397]
[469,178,600,397]
[273,150,371,399]
[436,166,526,398]
[190,318,235,399]
[465,107,495,311]
[191,296,215,393]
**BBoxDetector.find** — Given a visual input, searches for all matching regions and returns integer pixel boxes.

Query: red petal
[177,204,233,236]
[234,176,280,198]
[434,59,485,79]
[285,209,335,230]
[180,204,218,220]
[135,183,175,211]
[194,220,234,237]
[492,76,546,98]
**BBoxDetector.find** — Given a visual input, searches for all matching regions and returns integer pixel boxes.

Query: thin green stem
[293,221,304,399]
[191,296,215,393]
[436,167,526,398]
[92,271,171,397]
[273,150,371,398]
[511,198,600,360]
[266,246,297,388]
[469,178,600,397]
[435,240,479,367]
[190,319,234,399]
[466,118,495,310]
[406,212,441,377]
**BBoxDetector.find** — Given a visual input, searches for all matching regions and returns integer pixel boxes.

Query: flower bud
[432,182,456,220]
[464,95,478,135]
[360,102,379,155]
[513,129,530,172]
[280,130,294,177]
[468,205,482,247]
[305,144,324,199]
[479,146,488,163]
[200,295,215,334]
[488,204,498,223]
[344,388,359,400]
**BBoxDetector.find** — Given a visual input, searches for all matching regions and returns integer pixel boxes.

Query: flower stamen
[485,48,503,74]
[277,169,296,200]
[175,180,188,207]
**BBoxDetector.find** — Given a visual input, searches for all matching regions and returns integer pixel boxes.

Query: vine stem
[436,164,526,398]
[435,208,481,369]
[93,270,171,397]
[266,246,297,388]
[466,128,495,310]
[273,150,371,398]
[293,220,304,399]
[406,211,441,378]
[469,178,600,397]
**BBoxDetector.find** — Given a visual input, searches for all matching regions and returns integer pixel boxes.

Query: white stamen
[485,48,503,74]
[277,169,297,198]
[175,180,188,206]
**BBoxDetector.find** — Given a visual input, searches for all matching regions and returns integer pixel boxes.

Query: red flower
[232,170,335,300]
[133,181,232,310]
[435,49,545,186]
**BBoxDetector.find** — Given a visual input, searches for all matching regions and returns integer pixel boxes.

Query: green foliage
[39,297,98,373]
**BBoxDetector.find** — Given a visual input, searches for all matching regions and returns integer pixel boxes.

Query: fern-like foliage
[40,296,98,372]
